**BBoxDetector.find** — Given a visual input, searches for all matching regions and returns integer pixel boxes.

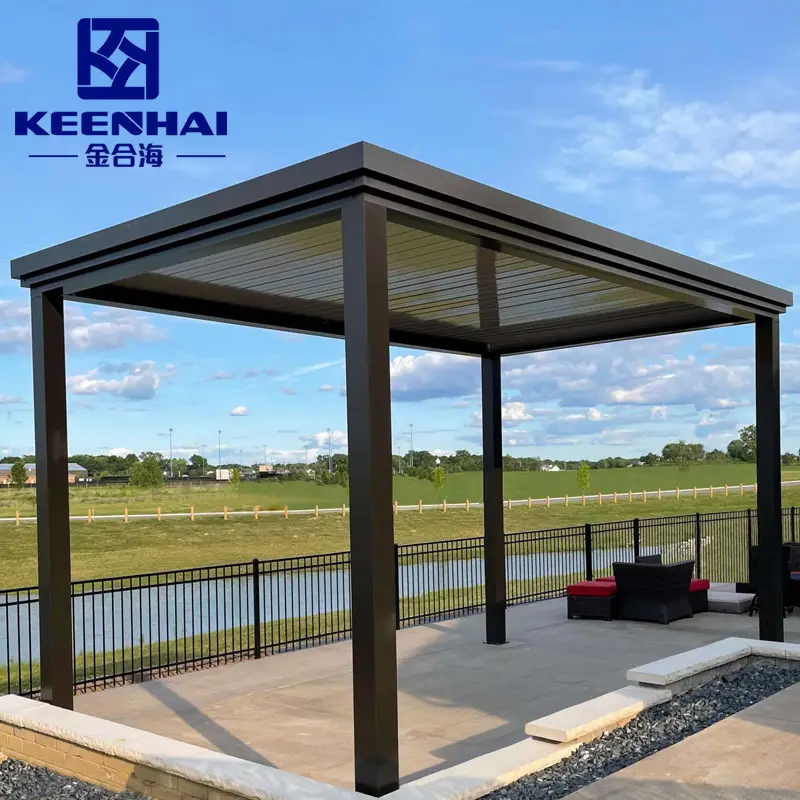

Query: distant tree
[576,462,591,494]
[728,425,756,462]
[430,466,446,494]
[706,448,728,462]
[188,454,206,476]
[9,461,27,489]
[641,452,660,466]
[333,462,349,488]
[662,440,705,471]
[230,467,241,488]
[129,455,163,488]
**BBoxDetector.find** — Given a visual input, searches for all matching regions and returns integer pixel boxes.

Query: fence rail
[2,481,799,525]
[1,506,796,698]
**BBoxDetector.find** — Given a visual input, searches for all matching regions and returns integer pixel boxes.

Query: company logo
[17,17,227,168]
[77,18,159,100]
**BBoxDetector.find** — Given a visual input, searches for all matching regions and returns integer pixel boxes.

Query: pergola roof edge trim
[11,141,792,319]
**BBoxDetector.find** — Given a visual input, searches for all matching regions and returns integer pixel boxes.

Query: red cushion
[690,579,710,592]
[567,581,616,597]
[595,576,616,583]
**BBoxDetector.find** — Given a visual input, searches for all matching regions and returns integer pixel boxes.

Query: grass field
[2,485,799,588]
[0,463,785,519]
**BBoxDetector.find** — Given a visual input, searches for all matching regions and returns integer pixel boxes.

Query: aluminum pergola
[10,142,793,796]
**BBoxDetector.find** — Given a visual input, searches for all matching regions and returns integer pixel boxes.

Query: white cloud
[543,67,800,191]
[277,360,340,381]
[0,395,22,404]
[0,62,27,84]
[279,386,297,395]
[67,361,172,400]
[211,371,234,380]
[525,59,582,73]
[303,429,347,449]
[390,352,478,402]
[108,447,132,457]
[230,406,248,416]
[318,384,334,392]
[0,302,164,354]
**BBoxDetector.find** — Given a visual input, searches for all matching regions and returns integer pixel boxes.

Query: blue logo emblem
[77,18,159,100]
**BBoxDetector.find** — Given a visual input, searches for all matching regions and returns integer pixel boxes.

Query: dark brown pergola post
[30,289,74,708]
[342,197,398,796]
[755,315,784,642]
[482,354,507,645]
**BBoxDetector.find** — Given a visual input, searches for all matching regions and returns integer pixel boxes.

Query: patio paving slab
[565,682,800,799]
[75,599,800,790]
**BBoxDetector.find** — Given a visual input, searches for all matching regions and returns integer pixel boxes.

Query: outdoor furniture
[748,545,795,616]
[689,579,710,613]
[635,554,663,565]
[566,581,617,621]
[613,561,694,624]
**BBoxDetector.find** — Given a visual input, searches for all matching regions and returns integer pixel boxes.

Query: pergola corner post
[755,314,784,642]
[30,288,74,708]
[342,196,399,796]
[482,354,507,645]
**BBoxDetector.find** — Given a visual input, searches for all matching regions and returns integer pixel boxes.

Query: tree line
[5,424,797,489]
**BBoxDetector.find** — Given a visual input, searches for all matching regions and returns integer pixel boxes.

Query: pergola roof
[11,142,792,355]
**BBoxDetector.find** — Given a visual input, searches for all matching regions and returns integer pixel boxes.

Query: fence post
[628,490,632,503]
[443,499,447,513]
[582,494,586,506]
[710,485,714,499]
[676,487,679,501]
[693,486,697,500]
[88,507,92,524]
[507,497,511,511]
[254,505,259,520]
[695,512,702,578]
[394,544,401,631]
[252,558,262,659]
[190,505,194,522]
[156,507,160,522]
[725,484,729,497]
[740,483,744,496]
[584,523,593,582]
[613,492,617,504]
[643,489,647,504]
[284,505,289,519]
[633,517,641,560]
[418,499,422,514]
[792,507,797,543]
[565,495,569,507]
[15,509,20,527]
[466,498,470,512]
[546,496,550,508]
[315,504,319,519]
[747,508,754,587]
[658,488,662,501]
[124,507,128,523]
[528,496,532,508]
[598,492,603,506]
[394,500,398,516]
[224,505,228,521]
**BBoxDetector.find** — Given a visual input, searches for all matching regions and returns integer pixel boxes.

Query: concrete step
[708,590,754,614]
[524,685,671,744]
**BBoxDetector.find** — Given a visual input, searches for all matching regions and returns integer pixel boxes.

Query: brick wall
[0,721,243,800]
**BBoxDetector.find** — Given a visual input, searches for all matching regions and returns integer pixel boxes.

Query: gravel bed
[487,661,800,800]
[0,758,143,799]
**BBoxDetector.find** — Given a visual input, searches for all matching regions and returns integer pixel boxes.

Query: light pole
[217,430,221,472]
[327,427,333,474]
[200,444,206,477]
[263,444,268,465]
[304,443,309,465]
[240,448,244,469]
[169,427,173,479]
[410,423,414,468]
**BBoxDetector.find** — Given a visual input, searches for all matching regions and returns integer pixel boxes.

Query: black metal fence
[1,507,796,698]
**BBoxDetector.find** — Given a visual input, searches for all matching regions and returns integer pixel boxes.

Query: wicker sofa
[613,560,694,624]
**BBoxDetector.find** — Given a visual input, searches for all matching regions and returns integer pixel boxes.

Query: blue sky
[2,1,800,465]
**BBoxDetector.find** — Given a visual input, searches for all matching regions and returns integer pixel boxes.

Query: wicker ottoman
[567,581,617,621]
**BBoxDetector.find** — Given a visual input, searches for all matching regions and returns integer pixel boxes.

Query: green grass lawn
[0,462,774,518]
[2,485,799,588]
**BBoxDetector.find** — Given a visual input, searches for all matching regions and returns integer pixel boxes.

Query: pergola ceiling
[10,142,792,356]
[143,217,679,352]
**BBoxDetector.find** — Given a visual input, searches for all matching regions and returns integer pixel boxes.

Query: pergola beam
[342,198,399,796]
[755,315,784,642]
[30,289,74,709]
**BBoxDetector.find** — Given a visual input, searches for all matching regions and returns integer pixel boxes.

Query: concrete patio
[74,599,800,791]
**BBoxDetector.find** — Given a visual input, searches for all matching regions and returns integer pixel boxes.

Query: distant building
[541,463,561,472]
[0,462,88,485]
